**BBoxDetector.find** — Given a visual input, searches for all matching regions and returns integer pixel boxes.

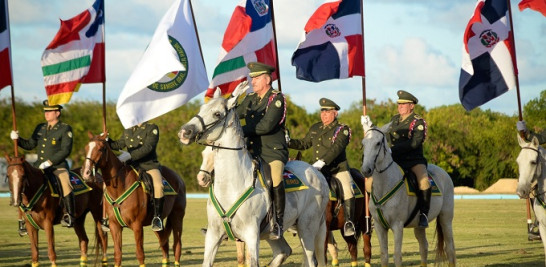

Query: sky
[2,0,545,117]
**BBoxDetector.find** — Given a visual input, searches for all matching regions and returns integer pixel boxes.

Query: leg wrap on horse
[270,185,285,240]
[62,192,75,228]
[418,188,431,228]
[343,197,356,236]
[18,219,27,236]
[152,197,164,231]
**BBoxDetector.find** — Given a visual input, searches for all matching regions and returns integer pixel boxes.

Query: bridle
[192,104,244,151]
[522,146,544,196]
[84,140,108,179]
[364,127,394,174]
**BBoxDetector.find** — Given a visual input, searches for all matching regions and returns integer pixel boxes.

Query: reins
[193,106,244,151]
[365,128,395,174]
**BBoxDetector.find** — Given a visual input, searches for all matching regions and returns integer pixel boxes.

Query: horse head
[516,135,545,198]
[82,131,114,182]
[360,118,392,177]
[178,87,243,145]
[197,146,214,187]
[5,154,30,207]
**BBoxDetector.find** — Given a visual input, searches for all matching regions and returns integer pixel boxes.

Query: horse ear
[531,136,540,147]
[213,87,222,98]
[517,134,527,147]
[88,131,94,139]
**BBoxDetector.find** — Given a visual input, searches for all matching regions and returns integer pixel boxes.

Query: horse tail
[435,220,447,264]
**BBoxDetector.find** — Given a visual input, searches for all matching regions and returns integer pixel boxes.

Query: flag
[519,0,546,17]
[0,0,12,90]
[116,0,208,129]
[459,0,517,111]
[291,0,364,82]
[205,0,277,100]
[41,0,104,105]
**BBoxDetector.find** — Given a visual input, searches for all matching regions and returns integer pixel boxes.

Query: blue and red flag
[291,0,364,82]
[0,0,12,90]
[459,0,517,111]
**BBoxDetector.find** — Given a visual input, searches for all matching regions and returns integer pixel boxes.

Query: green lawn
[0,197,544,266]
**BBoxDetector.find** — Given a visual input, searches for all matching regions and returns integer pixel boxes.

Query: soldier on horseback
[10,100,75,229]
[288,98,357,237]
[107,121,165,231]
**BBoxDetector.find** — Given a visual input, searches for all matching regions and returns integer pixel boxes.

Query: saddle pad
[141,179,178,196]
[48,171,93,197]
[405,175,442,196]
[329,180,365,201]
[283,170,309,192]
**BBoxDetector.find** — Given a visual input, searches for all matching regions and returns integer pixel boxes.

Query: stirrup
[418,213,429,228]
[18,220,28,237]
[343,221,356,237]
[151,216,163,232]
[61,213,74,228]
[101,218,110,232]
[269,222,282,240]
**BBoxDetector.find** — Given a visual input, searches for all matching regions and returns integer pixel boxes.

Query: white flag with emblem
[116,0,208,128]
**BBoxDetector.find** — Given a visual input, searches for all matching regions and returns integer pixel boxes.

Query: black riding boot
[62,192,75,228]
[270,185,285,240]
[101,217,110,232]
[418,188,431,228]
[343,197,356,236]
[18,219,27,236]
[151,197,164,232]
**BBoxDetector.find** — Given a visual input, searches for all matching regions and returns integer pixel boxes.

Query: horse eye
[214,112,221,118]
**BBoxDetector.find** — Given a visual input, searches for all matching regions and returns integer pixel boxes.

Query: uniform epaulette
[414,114,422,119]
[271,89,281,94]
[248,92,256,96]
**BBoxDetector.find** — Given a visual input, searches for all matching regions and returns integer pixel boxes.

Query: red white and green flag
[205,0,277,100]
[41,0,105,105]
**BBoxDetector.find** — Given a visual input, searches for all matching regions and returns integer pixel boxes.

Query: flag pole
[269,0,282,92]
[188,0,206,72]
[5,0,18,157]
[506,0,532,236]
[101,3,107,134]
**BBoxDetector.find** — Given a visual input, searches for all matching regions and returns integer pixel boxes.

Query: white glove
[361,115,372,127]
[234,80,250,95]
[10,130,19,140]
[517,120,527,132]
[38,161,52,170]
[312,160,326,170]
[117,151,131,163]
[99,132,109,141]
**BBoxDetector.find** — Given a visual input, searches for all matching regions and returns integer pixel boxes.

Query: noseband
[192,105,244,151]
[365,128,394,174]
[523,146,543,180]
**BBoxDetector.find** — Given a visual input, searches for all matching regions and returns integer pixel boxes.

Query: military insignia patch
[343,130,349,135]
[275,100,281,108]
[67,131,73,138]
[153,129,158,135]
[417,125,424,131]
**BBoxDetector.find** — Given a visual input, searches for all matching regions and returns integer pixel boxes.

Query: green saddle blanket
[257,169,309,192]
[329,180,365,201]
[48,171,92,197]
[405,174,442,196]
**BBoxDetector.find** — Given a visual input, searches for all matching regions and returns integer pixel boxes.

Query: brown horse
[325,168,372,267]
[81,132,186,267]
[4,154,108,267]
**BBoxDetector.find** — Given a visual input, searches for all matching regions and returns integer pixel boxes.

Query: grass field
[0,197,544,267]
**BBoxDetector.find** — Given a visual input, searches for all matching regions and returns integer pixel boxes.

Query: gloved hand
[361,115,372,127]
[38,161,52,170]
[284,128,290,144]
[517,120,527,132]
[312,160,326,170]
[117,151,131,163]
[10,130,19,140]
[234,80,250,95]
[99,132,109,141]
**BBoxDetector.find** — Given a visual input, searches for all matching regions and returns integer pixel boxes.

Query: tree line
[1,90,544,192]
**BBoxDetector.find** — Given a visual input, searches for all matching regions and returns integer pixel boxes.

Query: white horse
[360,119,456,267]
[179,88,329,267]
[516,135,546,265]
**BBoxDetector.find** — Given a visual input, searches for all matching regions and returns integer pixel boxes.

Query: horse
[4,154,108,267]
[360,120,456,267]
[179,88,329,267]
[516,134,546,265]
[81,132,187,267]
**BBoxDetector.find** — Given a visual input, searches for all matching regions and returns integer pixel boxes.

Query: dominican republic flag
[116,0,208,128]
[519,0,546,17]
[459,0,517,111]
[291,0,364,82]
[205,0,277,100]
[41,0,105,105]
[0,0,12,90]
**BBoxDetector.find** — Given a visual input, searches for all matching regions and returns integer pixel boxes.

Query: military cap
[319,98,340,111]
[247,62,275,78]
[43,100,63,111]
[396,90,418,104]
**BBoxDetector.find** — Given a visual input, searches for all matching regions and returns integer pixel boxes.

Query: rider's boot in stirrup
[62,192,76,227]
[343,197,356,236]
[270,185,285,240]
[151,197,164,232]
[418,188,431,228]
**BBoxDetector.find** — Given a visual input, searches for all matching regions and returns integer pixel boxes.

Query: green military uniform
[18,121,73,169]
[387,112,427,170]
[236,88,288,164]
[524,130,546,145]
[109,122,160,170]
[289,119,351,177]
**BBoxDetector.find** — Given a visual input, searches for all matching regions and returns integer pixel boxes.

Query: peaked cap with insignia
[319,98,340,111]
[43,100,63,111]
[247,62,275,78]
[396,90,418,104]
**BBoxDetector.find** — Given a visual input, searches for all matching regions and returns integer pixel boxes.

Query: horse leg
[73,216,90,266]
[110,223,123,267]
[235,240,246,267]
[392,223,404,267]
[413,227,428,266]
[133,225,146,266]
[325,231,338,266]
[362,232,372,267]
[27,224,41,266]
[314,221,327,267]
[266,237,291,267]
[540,221,546,266]
[343,235,358,267]
[95,219,109,266]
[202,228,225,267]
[171,216,183,267]
[375,224,389,267]
[44,220,57,266]
[154,220,171,266]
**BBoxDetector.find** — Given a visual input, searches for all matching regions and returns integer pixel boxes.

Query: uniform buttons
[251,115,254,118]
[43,138,47,141]
[42,144,45,147]
[250,141,254,144]
[40,157,44,160]
[41,150,44,153]
[316,157,319,160]
[130,139,133,142]
[316,150,319,153]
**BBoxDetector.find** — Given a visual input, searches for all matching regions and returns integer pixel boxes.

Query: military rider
[235,62,288,240]
[288,98,357,236]
[10,100,75,228]
[108,121,165,231]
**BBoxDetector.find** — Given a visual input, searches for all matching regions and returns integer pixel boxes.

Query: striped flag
[116,0,208,129]
[0,0,12,90]
[291,0,364,82]
[519,0,546,17]
[459,0,517,111]
[41,0,104,105]
[205,0,277,100]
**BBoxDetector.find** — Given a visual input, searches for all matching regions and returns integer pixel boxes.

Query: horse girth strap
[372,179,405,229]
[104,181,141,228]
[19,184,48,230]
[209,184,255,241]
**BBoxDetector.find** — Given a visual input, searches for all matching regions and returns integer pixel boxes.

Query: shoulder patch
[152,129,158,135]
[417,125,424,131]
[67,131,73,138]
[275,100,282,108]
[343,129,349,136]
